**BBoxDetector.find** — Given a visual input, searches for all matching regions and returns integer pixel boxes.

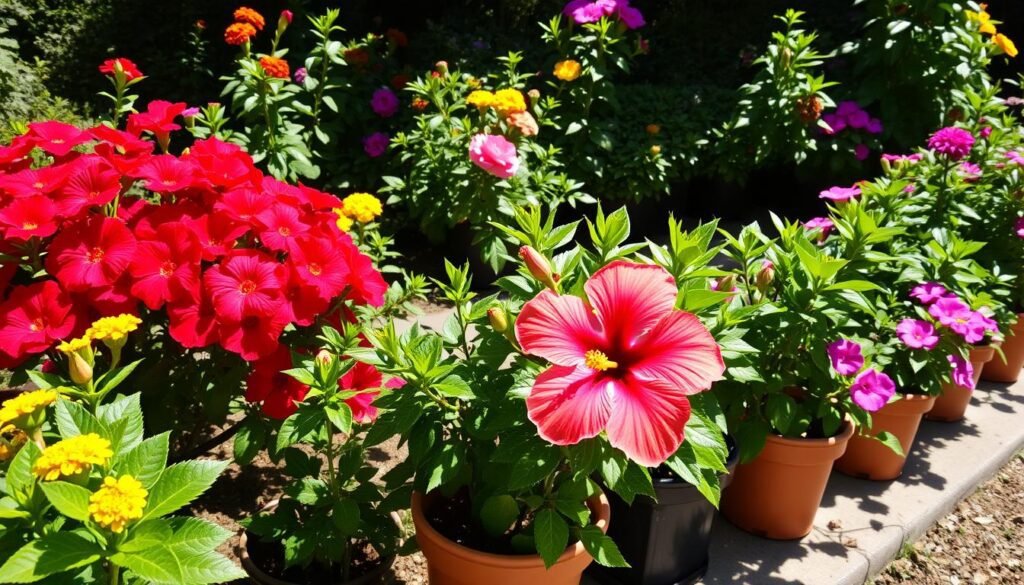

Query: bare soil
[872,451,1024,585]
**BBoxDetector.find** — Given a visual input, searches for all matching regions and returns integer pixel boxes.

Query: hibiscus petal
[605,376,692,467]
[631,310,724,393]
[516,290,605,367]
[584,261,678,349]
[526,365,614,446]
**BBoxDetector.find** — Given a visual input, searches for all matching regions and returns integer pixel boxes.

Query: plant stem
[107,562,120,585]
[324,419,338,495]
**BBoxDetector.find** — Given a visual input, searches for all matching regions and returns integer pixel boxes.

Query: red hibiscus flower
[338,240,388,307]
[167,284,219,348]
[339,362,404,424]
[186,212,249,261]
[133,154,196,193]
[129,222,202,310]
[57,157,121,217]
[255,203,310,253]
[203,250,286,320]
[26,121,90,157]
[218,308,289,361]
[289,235,351,300]
[99,58,143,81]
[46,215,137,292]
[0,280,82,360]
[245,346,309,419]
[0,136,34,173]
[127,100,186,148]
[0,196,59,241]
[514,261,725,467]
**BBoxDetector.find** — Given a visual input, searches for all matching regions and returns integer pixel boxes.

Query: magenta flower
[822,113,846,134]
[961,311,998,344]
[1008,151,1024,166]
[1015,217,1024,238]
[828,339,864,376]
[514,261,725,466]
[847,109,870,130]
[370,87,399,118]
[910,282,948,305]
[881,153,922,164]
[980,126,992,139]
[929,297,973,337]
[804,217,834,239]
[562,0,644,28]
[959,161,982,181]
[469,134,520,179]
[820,185,862,203]
[896,319,939,350]
[948,354,975,389]
[836,101,861,118]
[181,107,201,118]
[849,368,896,412]
[294,67,307,84]
[927,127,975,160]
[866,118,883,134]
[362,132,390,158]
[854,144,870,160]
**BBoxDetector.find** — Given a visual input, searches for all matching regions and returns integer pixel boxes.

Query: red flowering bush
[0,109,389,426]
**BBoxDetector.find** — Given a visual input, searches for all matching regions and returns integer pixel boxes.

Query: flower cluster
[822,101,882,160]
[466,88,527,116]
[827,339,896,412]
[563,0,645,29]
[0,114,387,371]
[33,433,113,481]
[966,4,1018,57]
[88,475,149,533]
[0,389,57,428]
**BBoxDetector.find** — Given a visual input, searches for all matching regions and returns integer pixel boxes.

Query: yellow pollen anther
[585,350,618,371]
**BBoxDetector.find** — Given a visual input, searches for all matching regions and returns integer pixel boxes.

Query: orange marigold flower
[259,56,290,79]
[233,7,266,31]
[411,97,430,111]
[225,22,257,46]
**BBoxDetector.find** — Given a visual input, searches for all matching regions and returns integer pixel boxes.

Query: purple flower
[849,368,896,412]
[828,339,864,376]
[181,107,201,118]
[362,132,390,158]
[563,0,644,28]
[961,311,998,344]
[371,87,400,118]
[294,67,307,84]
[959,161,982,179]
[822,113,846,134]
[836,101,862,117]
[881,153,922,164]
[866,118,884,134]
[618,4,645,28]
[927,126,975,160]
[804,216,834,239]
[1015,217,1024,238]
[1007,151,1024,166]
[854,144,870,161]
[980,126,992,139]
[819,185,862,203]
[903,184,917,193]
[910,282,948,305]
[948,354,975,389]
[896,319,939,350]
[847,109,870,130]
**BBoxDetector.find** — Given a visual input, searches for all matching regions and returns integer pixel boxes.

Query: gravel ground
[872,451,1024,585]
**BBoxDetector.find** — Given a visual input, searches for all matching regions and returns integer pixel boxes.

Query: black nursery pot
[588,442,739,585]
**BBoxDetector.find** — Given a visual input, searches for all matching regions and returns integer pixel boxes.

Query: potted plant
[714,217,897,539]
[237,324,405,585]
[353,204,727,585]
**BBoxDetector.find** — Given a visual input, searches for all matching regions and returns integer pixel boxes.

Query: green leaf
[112,546,184,583]
[599,454,654,505]
[94,359,143,399]
[142,459,229,520]
[825,280,881,292]
[5,441,41,500]
[232,419,264,467]
[163,517,234,554]
[54,400,107,440]
[330,498,361,537]
[480,495,519,537]
[325,402,354,435]
[579,525,629,568]
[39,482,91,521]
[118,519,174,553]
[0,530,103,583]
[276,408,324,453]
[765,394,797,435]
[433,375,476,400]
[874,431,905,457]
[113,432,169,488]
[533,508,569,569]
[665,444,723,507]
[98,393,145,453]
[553,498,590,526]
[174,549,247,584]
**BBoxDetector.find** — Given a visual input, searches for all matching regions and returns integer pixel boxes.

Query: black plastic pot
[588,442,739,585]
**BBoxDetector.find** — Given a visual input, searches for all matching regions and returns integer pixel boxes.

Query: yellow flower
[553,60,582,82]
[334,210,354,232]
[467,90,495,109]
[86,314,142,344]
[88,475,148,533]
[0,389,58,428]
[58,335,93,354]
[966,7,997,35]
[491,89,527,116]
[467,77,482,89]
[33,433,113,481]
[341,193,383,223]
[994,33,1018,57]
[0,425,27,462]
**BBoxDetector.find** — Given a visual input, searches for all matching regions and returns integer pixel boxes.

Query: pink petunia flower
[1015,217,1024,238]
[828,339,864,376]
[896,318,939,350]
[819,185,862,203]
[849,368,896,412]
[959,161,982,181]
[948,354,974,389]
[928,296,972,330]
[804,217,834,240]
[910,282,948,305]
[514,261,725,467]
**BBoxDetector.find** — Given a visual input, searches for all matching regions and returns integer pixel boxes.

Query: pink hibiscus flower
[514,261,725,467]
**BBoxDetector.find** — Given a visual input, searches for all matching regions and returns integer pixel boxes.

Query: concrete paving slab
[401,309,1024,584]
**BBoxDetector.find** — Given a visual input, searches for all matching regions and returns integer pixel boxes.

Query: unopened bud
[519,246,558,292]
[316,350,332,365]
[488,307,509,333]
[780,47,792,69]
[527,89,541,105]
[69,352,93,386]
[715,274,736,293]
[435,61,449,74]
[649,145,662,155]
[281,10,294,24]
[755,260,775,292]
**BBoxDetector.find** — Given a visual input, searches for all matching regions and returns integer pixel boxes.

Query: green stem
[107,562,120,585]
[324,420,338,495]
[260,79,277,150]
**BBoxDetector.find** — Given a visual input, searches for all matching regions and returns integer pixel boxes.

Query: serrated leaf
[113,432,169,488]
[579,525,628,567]
[0,530,103,583]
[39,482,91,521]
[54,400,107,440]
[142,460,229,520]
[533,508,569,569]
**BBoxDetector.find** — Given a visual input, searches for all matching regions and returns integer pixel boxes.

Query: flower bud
[755,260,775,292]
[488,307,509,333]
[435,61,449,74]
[715,274,736,293]
[281,9,294,24]
[527,89,541,105]
[519,246,558,292]
[649,145,662,155]
[316,349,332,365]
[646,124,661,135]
[880,157,892,175]
[69,352,93,386]
[780,47,792,69]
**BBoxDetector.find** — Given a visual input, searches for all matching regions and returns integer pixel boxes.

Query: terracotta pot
[926,346,995,422]
[411,491,610,585]
[239,500,395,585]
[982,315,1024,383]
[720,421,853,540]
[835,394,936,481]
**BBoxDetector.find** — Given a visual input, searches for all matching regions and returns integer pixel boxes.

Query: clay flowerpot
[926,346,995,423]
[411,491,610,585]
[589,442,739,585]
[239,500,395,585]
[835,394,936,481]
[982,315,1024,383]
[720,421,854,540]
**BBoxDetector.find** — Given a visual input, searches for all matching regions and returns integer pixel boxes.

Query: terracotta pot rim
[765,419,854,449]
[970,345,996,362]
[411,491,609,568]
[880,393,938,416]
